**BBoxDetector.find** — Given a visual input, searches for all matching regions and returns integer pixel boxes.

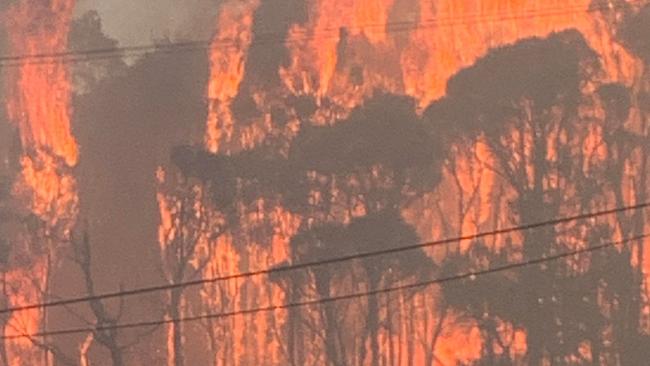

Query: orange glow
[205,0,260,153]
[280,0,402,108]
[3,1,78,364]
[172,0,647,364]
[4,0,79,225]
[4,0,78,167]
[453,139,497,250]
[353,0,395,45]
[195,204,300,366]
[402,0,637,105]
[4,260,49,365]
[435,322,483,365]
[79,333,94,366]
[1,0,646,364]
[13,152,78,225]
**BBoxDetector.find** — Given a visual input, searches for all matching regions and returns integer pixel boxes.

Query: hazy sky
[75,0,220,46]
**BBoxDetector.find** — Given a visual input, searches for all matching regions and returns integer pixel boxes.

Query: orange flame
[402,0,637,105]
[3,1,78,364]
[4,260,49,365]
[4,0,78,167]
[205,0,261,153]
[4,0,79,224]
[186,0,644,365]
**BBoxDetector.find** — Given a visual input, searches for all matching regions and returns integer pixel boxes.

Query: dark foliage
[269,105,291,127]
[69,11,128,91]
[243,0,308,88]
[619,4,650,64]
[231,92,263,124]
[290,93,438,175]
[423,30,636,364]
[231,0,309,125]
[290,222,347,262]
[276,208,432,295]
[597,83,632,124]
[424,30,598,139]
[0,175,9,202]
[0,238,8,268]
[344,209,433,280]
[173,93,442,211]
[287,94,318,121]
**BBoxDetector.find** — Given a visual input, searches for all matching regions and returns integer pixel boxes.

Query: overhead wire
[0,202,648,315]
[0,0,640,67]
[0,0,646,341]
[3,232,647,340]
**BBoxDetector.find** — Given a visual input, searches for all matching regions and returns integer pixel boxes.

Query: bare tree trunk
[367,292,380,366]
[287,290,296,366]
[0,272,9,366]
[42,252,52,366]
[287,277,305,366]
[358,320,368,366]
[108,342,125,366]
[79,334,93,366]
[75,233,125,366]
[621,115,648,366]
[407,300,414,366]
[324,306,343,366]
[590,334,602,366]
[425,303,447,366]
[170,288,184,366]
[396,293,403,366]
[386,294,394,366]
[315,271,343,366]
[0,331,7,366]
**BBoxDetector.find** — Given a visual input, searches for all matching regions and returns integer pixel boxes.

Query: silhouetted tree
[618,3,650,65]
[282,94,439,366]
[344,210,433,366]
[70,231,126,366]
[69,11,128,93]
[608,5,650,364]
[425,30,618,365]
[73,32,212,364]
[157,168,225,366]
[171,92,443,365]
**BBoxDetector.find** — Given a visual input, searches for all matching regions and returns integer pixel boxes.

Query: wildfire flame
[1,0,645,364]
[402,0,638,105]
[191,0,643,365]
[2,0,78,365]
[5,0,78,167]
[205,0,261,153]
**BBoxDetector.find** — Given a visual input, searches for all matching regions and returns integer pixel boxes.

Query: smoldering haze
[74,0,220,47]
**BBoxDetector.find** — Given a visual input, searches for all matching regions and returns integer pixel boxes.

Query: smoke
[0,29,10,176]
[74,0,221,46]
[230,0,309,123]
[64,12,211,362]
[73,46,209,281]
[0,10,18,182]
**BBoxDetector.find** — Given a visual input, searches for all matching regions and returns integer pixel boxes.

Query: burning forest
[1,0,650,365]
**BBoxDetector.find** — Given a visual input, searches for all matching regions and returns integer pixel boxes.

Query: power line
[3,232,647,340]
[1,1,624,64]
[1,202,647,316]
[0,0,639,67]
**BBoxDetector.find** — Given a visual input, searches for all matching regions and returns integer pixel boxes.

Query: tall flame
[3,0,77,364]
[402,0,637,105]
[205,0,260,153]
[5,0,78,167]
[170,0,644,365]
[282,0,395,96]
[4,0,79,225]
